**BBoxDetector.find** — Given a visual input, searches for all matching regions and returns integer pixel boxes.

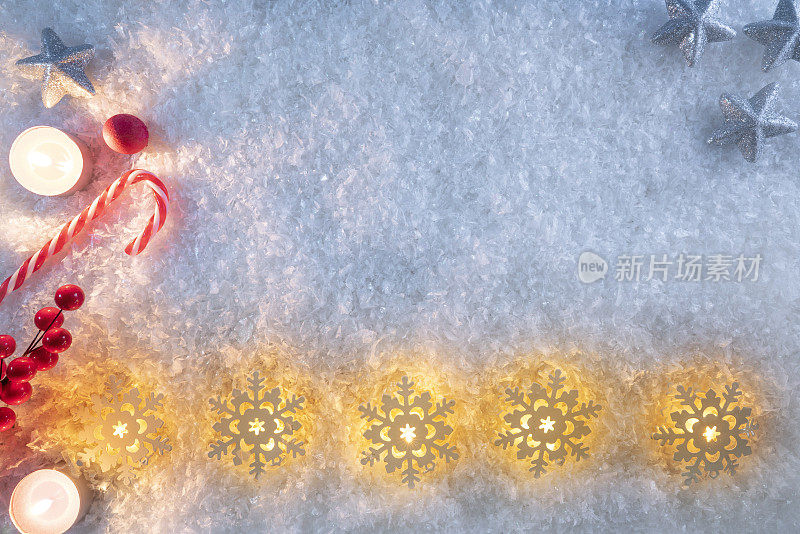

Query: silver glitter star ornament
[651,0,736,67]
[743,0,800,72]
[708,83,797,163]
[16,28,95,108]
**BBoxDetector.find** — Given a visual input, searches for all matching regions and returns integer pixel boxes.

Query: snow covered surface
[0,0,798,532]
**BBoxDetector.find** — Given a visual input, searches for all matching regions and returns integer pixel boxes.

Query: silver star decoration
[16,28,95,108]
[651,0,736,67]
[743,0,800,72]
[708,83,797,163]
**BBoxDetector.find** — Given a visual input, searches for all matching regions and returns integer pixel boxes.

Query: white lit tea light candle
[9,469,92,534]
[9,126,93,196]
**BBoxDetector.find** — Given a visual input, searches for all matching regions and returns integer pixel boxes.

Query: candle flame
[28,150,53,168]
[30,498,54,516]
[56,161,74,174]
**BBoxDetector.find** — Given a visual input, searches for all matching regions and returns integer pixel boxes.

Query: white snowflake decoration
[653,382,757,484]
[209,371,305,479]
[494,369,602,478]
[78,375,171,484]
[359,375,459,488]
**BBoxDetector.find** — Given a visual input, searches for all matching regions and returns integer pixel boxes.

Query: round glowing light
[359,375,459,488]
[9,470,91,534]
[652,382,757,484]
[494,369,602,479]
[9,126,92,196]
[29,498,55,517]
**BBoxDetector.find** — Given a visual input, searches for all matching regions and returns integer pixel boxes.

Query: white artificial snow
[0,0,798,532]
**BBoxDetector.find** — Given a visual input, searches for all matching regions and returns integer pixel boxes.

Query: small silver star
[651,0,736,67]
[743,0,800,72]
[708,82,797,163]
[16,28,95,108]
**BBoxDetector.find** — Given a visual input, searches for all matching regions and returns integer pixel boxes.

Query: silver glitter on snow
[708,82,797,163]
[743,0,800,72]
[16,28,95,108]
[651,0,735,67]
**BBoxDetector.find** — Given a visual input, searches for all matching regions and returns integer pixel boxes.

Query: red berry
[0,359,6,381]
[1,381,32,405]
[42,328,71,353]
[0,407,15,431]
[54,284,84,311]
[34,307,64,330]
[30,347,59,371]
[6,357,36,383]
[102,114,149,154]
[0,335,15,358]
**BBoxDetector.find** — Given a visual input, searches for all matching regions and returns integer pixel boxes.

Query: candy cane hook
[0,169,169,306]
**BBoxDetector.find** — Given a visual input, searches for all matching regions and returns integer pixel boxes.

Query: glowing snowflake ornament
[209,371,305,479]
[494,369,602,478]
[653,382,757,484]
[78,376,171,484]
[359,375,459,488]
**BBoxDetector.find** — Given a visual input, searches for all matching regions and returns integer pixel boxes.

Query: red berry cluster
[0,284,84,431]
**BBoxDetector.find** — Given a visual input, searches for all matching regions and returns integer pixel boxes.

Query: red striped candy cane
[0,169,169,306]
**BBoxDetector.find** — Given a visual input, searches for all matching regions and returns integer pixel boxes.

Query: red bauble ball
[34,307,64,330]
[0,335,15,358]
[1,381,32,405]
[6,357,36,382]
[30,347,59,371]
[0,407,15,431]
[102,114,149,154]
[55,284,84,311]
[42,328,72,353]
